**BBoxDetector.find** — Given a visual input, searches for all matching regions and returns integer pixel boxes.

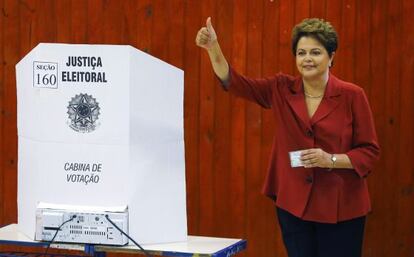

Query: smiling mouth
[303,65,316,69]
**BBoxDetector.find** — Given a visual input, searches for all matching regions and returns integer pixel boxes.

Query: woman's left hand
[300,148,331,168]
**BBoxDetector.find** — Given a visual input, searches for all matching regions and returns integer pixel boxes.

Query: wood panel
[183,0,201,235]
[381,1,402,256]
[212,0,232,238]
[87,0,105,43]
[71,0,87,43]
[353,1,374,255]
[2,0,19,226]
[397,1,414,256]
[261,1,281,256]
[367,0,389,256]
[135,0,153,53]
[0,0,4,227]
[198,0,216,236]
[1,1,413,256]
[229,0,247,251]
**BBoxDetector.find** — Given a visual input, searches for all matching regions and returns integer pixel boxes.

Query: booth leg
[84,244,106,257]
[93,251,106,257]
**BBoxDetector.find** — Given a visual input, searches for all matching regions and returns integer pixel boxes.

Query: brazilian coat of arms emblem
[67,93,100,133]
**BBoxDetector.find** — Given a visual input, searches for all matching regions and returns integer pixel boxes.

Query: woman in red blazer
[196,17,380,257]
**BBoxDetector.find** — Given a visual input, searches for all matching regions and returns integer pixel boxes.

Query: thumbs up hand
[196,17,218,50]
[195,17,229,81]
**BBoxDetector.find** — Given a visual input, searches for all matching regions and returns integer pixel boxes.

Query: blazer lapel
[310,98,341,124]
[286,77,311,129]
[310,74,342,125]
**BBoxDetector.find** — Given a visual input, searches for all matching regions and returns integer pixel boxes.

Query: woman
[195,17,380,257]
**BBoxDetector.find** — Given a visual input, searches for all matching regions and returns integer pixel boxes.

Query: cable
[105,215,153,257]
[43,215,77,257]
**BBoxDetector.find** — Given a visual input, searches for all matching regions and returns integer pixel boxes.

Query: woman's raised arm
[195,17,229,82]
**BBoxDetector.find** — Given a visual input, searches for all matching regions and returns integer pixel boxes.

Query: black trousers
[276,207,366,257]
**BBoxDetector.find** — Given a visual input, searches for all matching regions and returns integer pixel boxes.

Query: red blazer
[223,67,380,223]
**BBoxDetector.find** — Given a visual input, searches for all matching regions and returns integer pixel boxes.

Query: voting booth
[15,43,187,244]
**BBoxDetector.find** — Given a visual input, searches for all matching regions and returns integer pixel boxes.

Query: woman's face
[295,36,334,80]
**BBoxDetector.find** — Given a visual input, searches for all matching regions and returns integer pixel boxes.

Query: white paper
[289,150,305,167]
[37,202,128,213]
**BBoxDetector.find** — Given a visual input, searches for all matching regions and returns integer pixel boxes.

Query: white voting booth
[15,43,187,245]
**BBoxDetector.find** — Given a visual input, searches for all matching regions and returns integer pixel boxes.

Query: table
[0,224,246,257]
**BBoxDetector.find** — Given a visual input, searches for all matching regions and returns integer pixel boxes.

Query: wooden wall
[1,0,413,256]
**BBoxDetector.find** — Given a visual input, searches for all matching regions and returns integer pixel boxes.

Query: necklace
[304,91,324,98]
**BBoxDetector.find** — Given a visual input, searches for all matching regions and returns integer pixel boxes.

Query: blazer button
[305,176,313,184]
[306,130,314,137]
